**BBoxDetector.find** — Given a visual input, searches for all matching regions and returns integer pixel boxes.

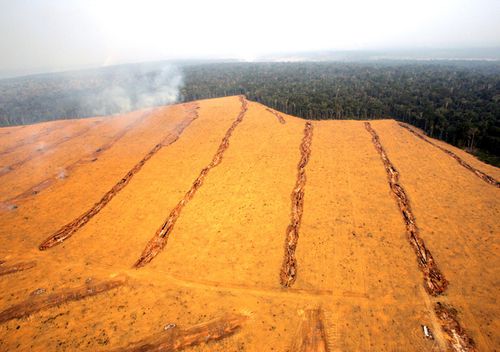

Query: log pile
[39,103,200,250]
[134,96,248,268]
[280,122,313,287]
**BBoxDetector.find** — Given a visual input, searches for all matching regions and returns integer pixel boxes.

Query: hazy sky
[1,0,499,75]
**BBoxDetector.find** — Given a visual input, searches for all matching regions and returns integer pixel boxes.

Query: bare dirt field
[0,96,498,351]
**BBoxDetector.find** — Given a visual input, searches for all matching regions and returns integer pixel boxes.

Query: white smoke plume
[80,64,183,116]
[0,62,184,126]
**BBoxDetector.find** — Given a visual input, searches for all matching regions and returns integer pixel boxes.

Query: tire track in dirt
[365,122,476,352]
[133,96,248,268]
[0,260,36,277]
[399,123,499,188]
[280,122,314,288]
[38,103,200,250]
[265,107,286,124]
[130,268,381,302]
[293,308,329,352]
[0,276,126,324]
[133,271,339,299]
[110,313,247,351]
[322,310,337,352]
[3,109,155,205]
[364,122,447,296]
[0,120,102,177]
[0,123,66,156]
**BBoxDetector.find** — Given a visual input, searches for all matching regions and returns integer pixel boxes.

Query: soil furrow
[399,123,499,188]
[280,121,313,288]
[38,104,200,250]
[133,96,248,268]
[434,302,477,352]
[0,276,126,324]
[293,308,329,352]
[0,121,102,177]
[4,110,154,204]
[364,122,448,296]
[111,313,247,352]
[265,108,286,124]
[0,260,36,277]
[0,123,66,156]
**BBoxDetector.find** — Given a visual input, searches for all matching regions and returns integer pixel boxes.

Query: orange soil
[0,96,498,351]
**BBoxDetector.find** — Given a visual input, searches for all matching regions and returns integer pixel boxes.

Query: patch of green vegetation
[471,149,500,168]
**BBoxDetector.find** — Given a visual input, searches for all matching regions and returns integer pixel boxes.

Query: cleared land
[0,96,498,351]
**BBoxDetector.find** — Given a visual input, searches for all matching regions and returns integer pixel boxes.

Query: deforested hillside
[0,96,498,351]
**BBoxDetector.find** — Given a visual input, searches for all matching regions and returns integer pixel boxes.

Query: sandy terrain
[0,96,498,351]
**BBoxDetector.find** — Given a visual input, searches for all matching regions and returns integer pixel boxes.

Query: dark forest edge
[1,61,499,166]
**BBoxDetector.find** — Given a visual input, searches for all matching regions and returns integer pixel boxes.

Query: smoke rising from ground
[0,63,183,126]
[81,64,183,116]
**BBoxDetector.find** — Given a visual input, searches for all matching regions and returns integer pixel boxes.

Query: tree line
[180,62,500,165]
[0,61,499,165]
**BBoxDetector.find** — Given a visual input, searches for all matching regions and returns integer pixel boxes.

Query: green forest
[1,61,499,165]
[181,62,500,165]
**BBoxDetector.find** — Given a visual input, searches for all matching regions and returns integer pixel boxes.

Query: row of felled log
[364,122,448,296]
[112,313,247,352]
[365,122,477,352]
[434,302,477,352]
[7,109,154,204]
[399,123,499,188]
[39,103,200,250]
[265,108,286,124]
[0,260,36,277]
[280,122,314,288]
[0,120,102,177]
[134,96,248,268]
[0,123,66,156]
[0,276,126,324]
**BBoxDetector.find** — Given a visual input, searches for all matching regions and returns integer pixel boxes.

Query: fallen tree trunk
[111,313,247,352]
[0,276,126,324]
